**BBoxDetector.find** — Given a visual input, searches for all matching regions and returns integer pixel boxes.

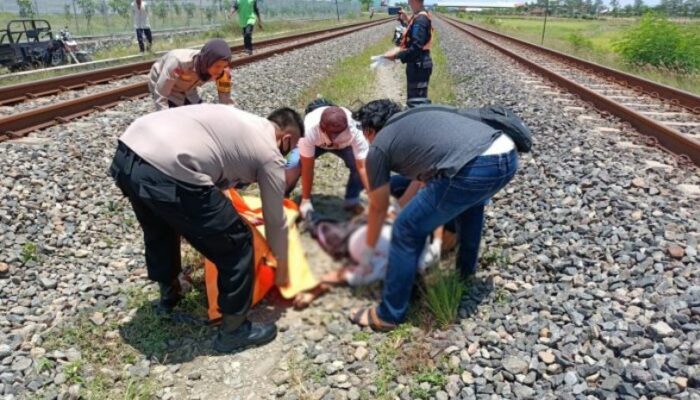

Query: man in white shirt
[286,106,370,216]
[133,0,152,53]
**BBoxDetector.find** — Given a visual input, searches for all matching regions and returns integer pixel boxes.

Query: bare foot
[292,283,331,309]
[320,268,350,285]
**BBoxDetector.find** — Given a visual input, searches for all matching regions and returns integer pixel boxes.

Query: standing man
[384,0,433,101]
[132,0,152,54]
[286,105,370,217]
[109,104,304,352]
[230,0,263,55]
[348,100,519,330]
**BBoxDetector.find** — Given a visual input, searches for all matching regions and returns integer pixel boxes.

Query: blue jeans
[285,147,363,204]
[389,175,412,199]
[378,150,518,324]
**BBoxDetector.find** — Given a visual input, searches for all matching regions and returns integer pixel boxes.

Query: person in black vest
[383,0,432,100]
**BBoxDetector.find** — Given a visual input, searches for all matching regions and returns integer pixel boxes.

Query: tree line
[523,0,700,18]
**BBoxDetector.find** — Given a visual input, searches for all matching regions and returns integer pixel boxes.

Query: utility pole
[541,0,550,45]
[335,0,340,21]
[72,0,80,33]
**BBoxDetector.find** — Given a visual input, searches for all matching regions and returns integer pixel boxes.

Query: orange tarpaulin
[204,189,318,320]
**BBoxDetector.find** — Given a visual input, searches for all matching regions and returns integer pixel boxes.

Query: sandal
[349,306,396,332]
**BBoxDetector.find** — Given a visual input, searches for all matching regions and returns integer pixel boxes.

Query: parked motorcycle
[45,27,91,67]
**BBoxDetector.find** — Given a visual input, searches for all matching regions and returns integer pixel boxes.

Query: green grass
[295,33,395,110]
[0,9,362,37]
[353,331,372,342]
[40,282,209,399]
[373,324,412,398]
[454,14,700,94]
[420,268,468,328]
[20,242,39,265]
[428,32,457,105]
[295,30,456,108]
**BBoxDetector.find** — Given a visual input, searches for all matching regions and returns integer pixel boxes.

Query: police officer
[148,39,234,111]
[384,0,433,101]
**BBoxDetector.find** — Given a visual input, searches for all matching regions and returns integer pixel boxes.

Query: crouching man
[109,104,304,352]
[348,99,519,331]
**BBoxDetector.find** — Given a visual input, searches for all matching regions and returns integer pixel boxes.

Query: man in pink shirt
[285,105,370,217]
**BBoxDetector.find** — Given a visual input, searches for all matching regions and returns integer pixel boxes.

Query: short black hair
[352,99,403,133]
[267,107,304,137]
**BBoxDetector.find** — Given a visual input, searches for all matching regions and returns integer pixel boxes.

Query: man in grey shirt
[348,99,519,330]
[110,104,304,353]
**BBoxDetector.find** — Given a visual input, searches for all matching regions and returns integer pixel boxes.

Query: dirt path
[162,52,407,400]
[373,60,405,102]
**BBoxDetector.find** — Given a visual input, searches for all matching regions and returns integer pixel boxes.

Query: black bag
[458,106,533,153]
[384,104,533,153]
[305,98,336,116]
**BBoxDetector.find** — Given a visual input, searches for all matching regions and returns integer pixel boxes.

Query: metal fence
[0,0,362,36]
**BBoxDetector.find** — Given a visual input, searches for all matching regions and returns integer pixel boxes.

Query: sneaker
[213,319,277,353]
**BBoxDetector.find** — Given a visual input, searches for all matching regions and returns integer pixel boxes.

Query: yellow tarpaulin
[204,189,319,320]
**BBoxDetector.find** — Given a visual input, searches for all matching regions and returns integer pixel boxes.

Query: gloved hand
[359,246,375,271]
[299,198,314,219]
[429,238,442,262]
[420,238,442,272]
[370,55,394,70]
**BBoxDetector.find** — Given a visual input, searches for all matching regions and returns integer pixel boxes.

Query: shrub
[565,32,594,51]
[613,12,700,72]
[483,16,500,26]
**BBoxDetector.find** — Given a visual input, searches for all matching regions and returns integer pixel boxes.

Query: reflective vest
[400,10,433,51]
[215,67,232,95]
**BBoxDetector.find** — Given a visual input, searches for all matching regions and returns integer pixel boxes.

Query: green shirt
[234,0,258,26]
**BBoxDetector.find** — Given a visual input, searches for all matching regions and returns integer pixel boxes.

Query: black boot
[155,279,182,315]
[213,314,277,353]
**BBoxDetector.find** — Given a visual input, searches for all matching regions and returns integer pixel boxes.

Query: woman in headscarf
[148,38,235,110]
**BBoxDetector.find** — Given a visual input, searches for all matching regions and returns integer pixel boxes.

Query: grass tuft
[420,269,468,328]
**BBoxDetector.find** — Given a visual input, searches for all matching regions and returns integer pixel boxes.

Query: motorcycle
[45,27,91,67]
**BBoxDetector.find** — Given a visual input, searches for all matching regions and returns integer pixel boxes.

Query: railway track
[440,15,700,167]
[0,18,389,107]
[0,18,389,142]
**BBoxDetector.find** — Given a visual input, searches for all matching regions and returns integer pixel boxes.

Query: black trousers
[167,97,201,108]
[136,28,152,52]
[110,142,254,316]
[406,57,433,100]
[243,24,254,52]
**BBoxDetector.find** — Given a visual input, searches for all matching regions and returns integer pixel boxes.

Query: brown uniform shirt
[119,104,288,260]
[148,49,233,110]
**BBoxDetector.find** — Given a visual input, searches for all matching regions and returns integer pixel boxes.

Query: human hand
[299,198,314,218]
[383,48,400,60]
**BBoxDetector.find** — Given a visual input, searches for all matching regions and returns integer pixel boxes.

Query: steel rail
[0,18,391,106]
[0,18,390,142]
[440,15,700,166]
[442,15,700,113]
